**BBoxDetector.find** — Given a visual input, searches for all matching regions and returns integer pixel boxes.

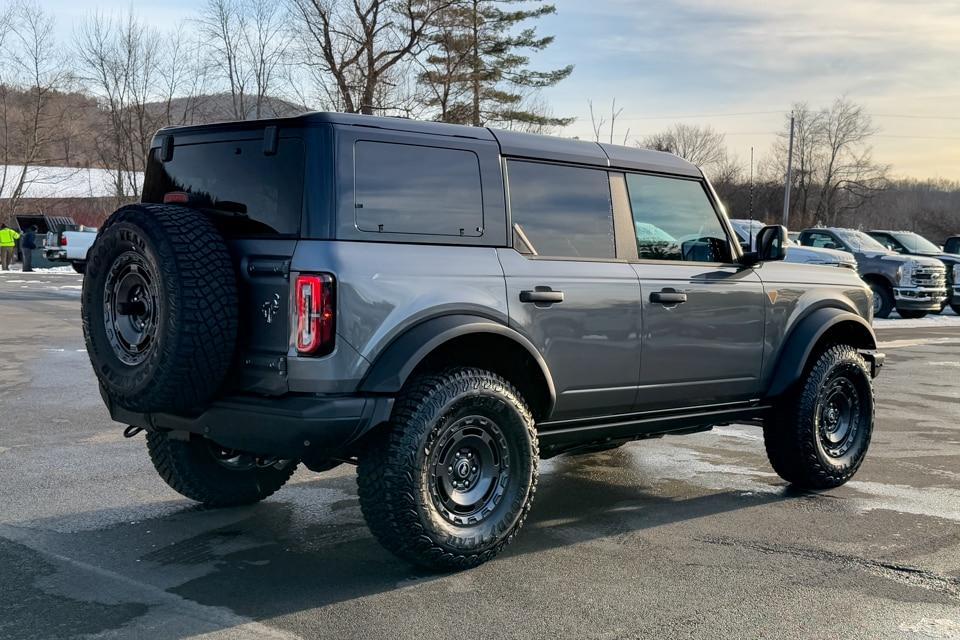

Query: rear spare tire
[81,204,238,413]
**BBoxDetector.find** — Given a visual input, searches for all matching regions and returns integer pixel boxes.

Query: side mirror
[741,225,787,265]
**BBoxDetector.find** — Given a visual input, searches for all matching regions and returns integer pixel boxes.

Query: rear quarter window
[354,141,484,237]
[142,138,305,235]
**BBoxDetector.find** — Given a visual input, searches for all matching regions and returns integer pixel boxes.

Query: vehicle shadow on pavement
[15,449,802,637]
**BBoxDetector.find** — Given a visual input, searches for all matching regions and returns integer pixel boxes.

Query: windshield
[891,232,941,254]
[834,229,890,253]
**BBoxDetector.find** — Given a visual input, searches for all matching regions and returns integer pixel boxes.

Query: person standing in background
[22,225,37,272]
[0,223,20,270]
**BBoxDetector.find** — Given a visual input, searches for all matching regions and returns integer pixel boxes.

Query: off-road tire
[869,281,894,319]
[764,344,874,489]
[71,261,86,274]
[146,430,296,507]
[952,303,960,316]
[897,309,928,319]
[81,204,238,413]
[357,367,538,571]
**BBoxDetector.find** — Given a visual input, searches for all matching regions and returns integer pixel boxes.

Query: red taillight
[163,191,190,204]
[60,235,67,246]
[296,274,335,355]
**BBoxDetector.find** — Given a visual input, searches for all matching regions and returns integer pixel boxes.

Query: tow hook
[861,351,885,378]
[123,425,145,438]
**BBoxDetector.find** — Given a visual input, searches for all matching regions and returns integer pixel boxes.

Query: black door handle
[520,289,564,304]
[650,290,687,305]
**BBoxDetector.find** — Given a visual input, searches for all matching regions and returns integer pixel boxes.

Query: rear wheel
[869,281,894,319]
[146,430,297,507]
[357,367,538,571]
[764,344,874,489]
[897,309,928,319]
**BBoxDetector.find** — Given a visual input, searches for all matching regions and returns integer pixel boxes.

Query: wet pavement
[1,270,958,639]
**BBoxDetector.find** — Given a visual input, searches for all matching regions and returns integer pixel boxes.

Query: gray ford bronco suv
[81,113,884,570]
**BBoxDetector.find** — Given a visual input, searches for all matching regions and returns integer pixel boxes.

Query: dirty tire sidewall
[146,431,297,507]
[357,368,538,571]
[764,344,874,490]
[82,204,238,413]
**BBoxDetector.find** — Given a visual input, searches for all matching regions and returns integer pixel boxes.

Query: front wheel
[869,282,894,319]
[146,431,297,507]
[764,344,874,489]
[357,368,538,571]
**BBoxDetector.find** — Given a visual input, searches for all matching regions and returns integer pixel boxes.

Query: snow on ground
[874,307,960,329]
[0,265,77,275]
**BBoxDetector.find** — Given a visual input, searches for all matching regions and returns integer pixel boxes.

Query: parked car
[867,230,960,315]
[943,236,960,256]
[798,227,947,319]
[44,225,97,273]
[80,113,883,571]
[731,219,857,269]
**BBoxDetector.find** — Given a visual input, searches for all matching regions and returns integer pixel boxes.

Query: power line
[612,110,783,121]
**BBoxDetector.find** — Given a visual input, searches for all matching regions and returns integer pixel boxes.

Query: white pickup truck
[44,227,97,273]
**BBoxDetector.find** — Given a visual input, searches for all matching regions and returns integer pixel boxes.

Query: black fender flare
[358,314,557,413]
[766,307,877,398]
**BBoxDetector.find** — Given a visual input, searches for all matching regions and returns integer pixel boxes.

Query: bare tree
[288,0,455,115]
[0,1,72,221]
[75,10,167,199]
[642,123,728,170]
[815,98,889,224]
[588,98,630,144]
[199,0,291,120]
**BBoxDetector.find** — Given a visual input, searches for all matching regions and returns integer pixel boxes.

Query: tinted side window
[354,141,483,237]
[507,161,614,259]
[142,139,305,235]
[871,234,901,251]
[626,174,731,262]
[803,232,841,250]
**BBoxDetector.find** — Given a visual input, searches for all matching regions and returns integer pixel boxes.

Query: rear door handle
[650,290,687,305]
[520,289,564,304]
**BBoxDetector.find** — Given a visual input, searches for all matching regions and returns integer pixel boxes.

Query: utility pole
[782,111,795,228]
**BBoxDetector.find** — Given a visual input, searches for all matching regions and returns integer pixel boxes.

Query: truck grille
[912,264,946,288]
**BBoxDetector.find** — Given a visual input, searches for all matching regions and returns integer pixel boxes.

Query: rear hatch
[142,124,309,396]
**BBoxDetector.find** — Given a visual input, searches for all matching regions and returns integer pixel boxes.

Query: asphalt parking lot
[1,268,958,640]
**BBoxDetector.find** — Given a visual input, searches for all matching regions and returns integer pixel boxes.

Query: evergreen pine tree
[419,0,573,129]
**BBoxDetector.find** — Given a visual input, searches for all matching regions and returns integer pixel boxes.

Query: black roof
[157,112,702,178]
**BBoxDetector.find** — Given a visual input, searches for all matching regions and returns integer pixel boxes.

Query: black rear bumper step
[106,389,394,459]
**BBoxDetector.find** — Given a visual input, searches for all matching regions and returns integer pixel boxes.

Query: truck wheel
[81,204,238,413]
[897,309,927,319]
[869,282,894,319]
[764,344,873,489]
[146,430,297,507]
[71,262,86,274]
[357,368,538,571]
[952,303,960,316]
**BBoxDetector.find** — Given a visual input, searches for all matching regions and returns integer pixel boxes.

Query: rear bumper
[106,390,394,459]
[44,249,67,261]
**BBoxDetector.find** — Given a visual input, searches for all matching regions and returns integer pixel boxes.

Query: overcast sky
[46,0,960,179]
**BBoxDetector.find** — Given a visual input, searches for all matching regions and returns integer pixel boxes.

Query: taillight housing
[60,235,67,246]
[295,274,335,355]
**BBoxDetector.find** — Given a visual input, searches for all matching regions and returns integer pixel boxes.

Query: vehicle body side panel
[631,263,765,410]
[498,248,642,420]
[288,241,509,394]
[754,260,874,391]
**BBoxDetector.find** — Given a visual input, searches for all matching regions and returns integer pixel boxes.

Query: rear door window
[354,141,484,237]
[507,161,615,259]
[142,138,305,235]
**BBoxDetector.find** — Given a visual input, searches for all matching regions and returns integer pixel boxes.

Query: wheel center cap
[455,459,471,479]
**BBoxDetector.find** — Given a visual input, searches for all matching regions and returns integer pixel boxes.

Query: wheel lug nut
[472,466,477,472]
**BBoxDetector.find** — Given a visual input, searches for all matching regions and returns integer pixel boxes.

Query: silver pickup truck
[799,227,947,319]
